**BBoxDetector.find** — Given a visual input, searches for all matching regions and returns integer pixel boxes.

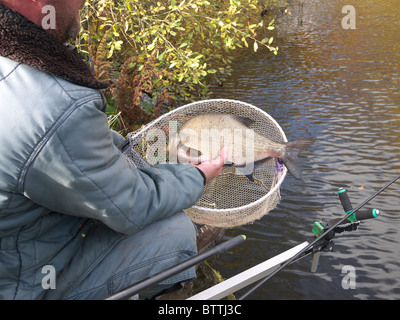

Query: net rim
[130,98,288,213]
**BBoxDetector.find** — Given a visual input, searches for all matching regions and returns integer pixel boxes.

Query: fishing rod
[238,173,400,300]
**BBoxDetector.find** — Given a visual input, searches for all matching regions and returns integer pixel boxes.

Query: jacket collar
[0,3,108,90]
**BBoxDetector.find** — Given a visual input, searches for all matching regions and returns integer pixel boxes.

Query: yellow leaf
[253,41,258,52]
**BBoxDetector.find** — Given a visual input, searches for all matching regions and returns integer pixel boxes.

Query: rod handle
[350,208,381,221]
[337,188,380,221]
[338,188,353,213]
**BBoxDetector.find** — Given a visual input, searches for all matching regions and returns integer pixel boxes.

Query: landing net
[122,99,287,228]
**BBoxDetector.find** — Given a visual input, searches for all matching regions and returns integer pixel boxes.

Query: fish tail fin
[281,138,314,179]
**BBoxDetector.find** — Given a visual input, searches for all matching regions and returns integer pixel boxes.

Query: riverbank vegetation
[78,0,288,135]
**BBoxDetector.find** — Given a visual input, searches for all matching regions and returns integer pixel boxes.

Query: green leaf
[140,100,154,113]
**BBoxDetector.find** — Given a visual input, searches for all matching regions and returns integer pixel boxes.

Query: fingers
[194,148,228,183]
[219,147,229,164]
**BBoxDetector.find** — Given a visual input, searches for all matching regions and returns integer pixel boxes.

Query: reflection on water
[211,0,400,299]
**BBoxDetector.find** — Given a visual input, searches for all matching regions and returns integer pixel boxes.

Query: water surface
[211,0,400,299]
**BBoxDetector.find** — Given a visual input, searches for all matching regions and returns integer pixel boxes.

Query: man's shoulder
[0,56,108,192]
[0,56,105,105]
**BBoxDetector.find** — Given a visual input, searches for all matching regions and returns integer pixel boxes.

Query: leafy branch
[78,0,280,134]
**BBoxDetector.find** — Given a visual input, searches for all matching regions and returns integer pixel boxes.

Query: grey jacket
[0,8,204,299]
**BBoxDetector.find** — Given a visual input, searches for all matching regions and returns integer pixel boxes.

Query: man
[0,0,227,299]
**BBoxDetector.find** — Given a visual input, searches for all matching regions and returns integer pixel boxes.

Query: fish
[168,113,313,180]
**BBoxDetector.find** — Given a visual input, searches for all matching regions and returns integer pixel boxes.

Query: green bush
[78,0,278,133]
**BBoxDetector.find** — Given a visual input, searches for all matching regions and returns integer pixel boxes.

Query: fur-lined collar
[0,3,108,89]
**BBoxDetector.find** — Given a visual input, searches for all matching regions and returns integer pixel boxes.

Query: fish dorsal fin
[233,115,255,128]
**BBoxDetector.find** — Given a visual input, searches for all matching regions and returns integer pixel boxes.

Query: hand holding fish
[193,148,229,183]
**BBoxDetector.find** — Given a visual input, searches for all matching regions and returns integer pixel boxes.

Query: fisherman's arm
[110,129,126,148]
[22,98,206,235]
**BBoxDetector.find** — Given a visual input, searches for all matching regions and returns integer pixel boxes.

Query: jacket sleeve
[110,129,127,148]
[22,98,205,234]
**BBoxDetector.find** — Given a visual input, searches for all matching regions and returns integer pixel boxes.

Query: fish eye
[185,136,190,142]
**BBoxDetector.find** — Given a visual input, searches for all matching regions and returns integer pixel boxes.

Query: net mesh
[122,99,287,228]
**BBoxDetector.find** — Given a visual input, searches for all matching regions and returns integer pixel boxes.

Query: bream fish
[168,113,313,179]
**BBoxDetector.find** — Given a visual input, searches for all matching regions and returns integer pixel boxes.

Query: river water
[210,0,400,299]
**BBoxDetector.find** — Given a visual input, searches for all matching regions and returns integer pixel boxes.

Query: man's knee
[154,211,197,253]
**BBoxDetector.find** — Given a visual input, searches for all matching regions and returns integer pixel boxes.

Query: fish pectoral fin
[234,165,255,182]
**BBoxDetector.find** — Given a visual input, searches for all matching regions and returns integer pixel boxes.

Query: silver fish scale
[123,99,287,228]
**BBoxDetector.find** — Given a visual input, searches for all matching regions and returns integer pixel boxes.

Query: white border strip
[187,241,309,300]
